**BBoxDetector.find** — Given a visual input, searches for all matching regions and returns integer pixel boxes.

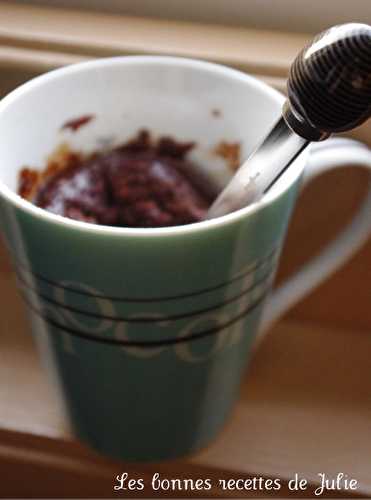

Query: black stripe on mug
[14,246,278,303]
[16,266,274,323]
[20,291,267,348]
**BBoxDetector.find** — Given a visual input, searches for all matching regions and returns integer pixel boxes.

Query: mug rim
[0,55,305,237]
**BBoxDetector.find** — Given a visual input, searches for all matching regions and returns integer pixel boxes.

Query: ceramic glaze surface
[0,57,307,460]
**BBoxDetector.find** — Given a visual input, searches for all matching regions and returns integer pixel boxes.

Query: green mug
[1,57,371,461]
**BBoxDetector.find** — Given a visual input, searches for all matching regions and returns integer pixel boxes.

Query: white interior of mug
[0,56,308,234]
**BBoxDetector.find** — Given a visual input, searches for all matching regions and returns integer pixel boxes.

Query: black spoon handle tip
[284,23,371,141]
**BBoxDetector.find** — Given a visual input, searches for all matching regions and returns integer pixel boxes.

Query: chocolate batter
[18,130,214,228]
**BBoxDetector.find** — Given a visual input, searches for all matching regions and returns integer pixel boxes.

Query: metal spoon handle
[206,23,371,219]
[206,119,307,219]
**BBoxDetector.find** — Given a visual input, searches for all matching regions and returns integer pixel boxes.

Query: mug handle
[260,137,371,336]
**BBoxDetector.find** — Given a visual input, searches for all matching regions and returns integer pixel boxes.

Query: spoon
[206,23,371,219]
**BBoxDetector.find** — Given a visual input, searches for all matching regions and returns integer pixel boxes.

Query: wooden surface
[0,259,370,497]
[0,1,307,77]
[277,167,371,331]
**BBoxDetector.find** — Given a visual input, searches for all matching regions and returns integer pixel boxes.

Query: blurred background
[15,0,371,33]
